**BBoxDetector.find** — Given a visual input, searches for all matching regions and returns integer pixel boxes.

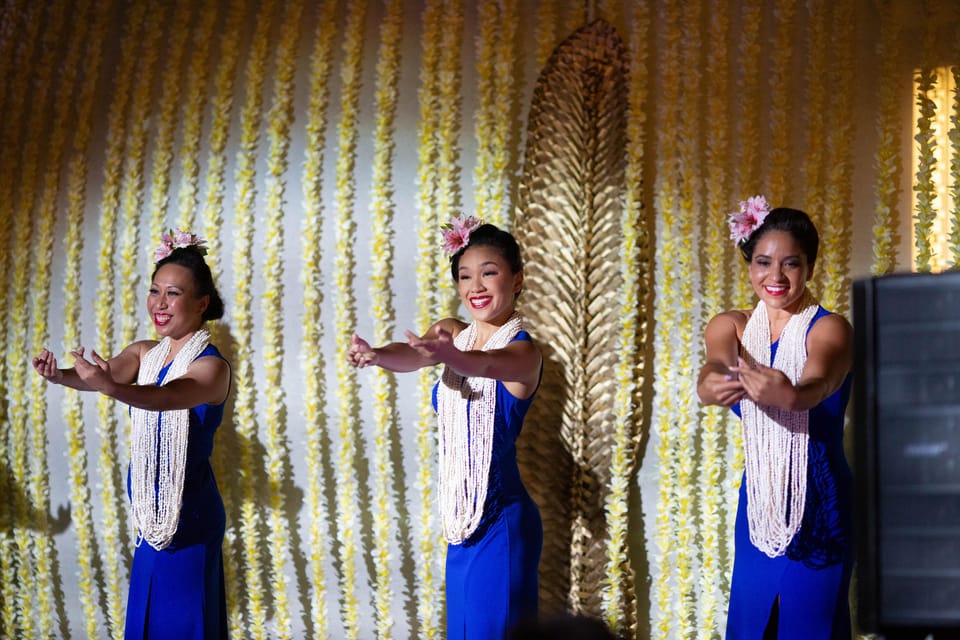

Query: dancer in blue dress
[348,215,543,639]
[697,201,854,639]
[34,231,231,639]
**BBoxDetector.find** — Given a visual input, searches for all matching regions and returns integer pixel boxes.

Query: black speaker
[853,271,960,639]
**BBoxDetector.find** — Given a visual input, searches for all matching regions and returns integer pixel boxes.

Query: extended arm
[33,342,145,392]
[347,318,466,372]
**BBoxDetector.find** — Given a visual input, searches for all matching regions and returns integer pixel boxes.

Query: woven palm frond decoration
[513,18,640,621]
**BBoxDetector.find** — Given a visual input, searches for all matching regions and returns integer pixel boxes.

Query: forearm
[372,342,436,372]
[99,382,201,411]
[53,368,96,392]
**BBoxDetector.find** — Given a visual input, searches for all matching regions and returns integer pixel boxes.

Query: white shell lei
[437,313,523,544]
[129,328,210,550]
[740,294,819,558]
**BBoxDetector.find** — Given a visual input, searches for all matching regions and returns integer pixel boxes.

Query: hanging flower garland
[6,3,66,634]
[695,0,733,632]
[534,0,557,70]
[802,0,829,262]
[144,0,193,263]
[368,0,404,636]
[260,1,305,635]
[491,0,517,229]
[765,0,796,205]
[820,0,855,313]
[602,1,649,633]
[26,1,83,634]
[434,0,465,318]
[95,6,156,636]
[0,4,43,632]
[650,3,684,637]
[57,1,112,635]
[472,0,497,224]
[229,0,278,636]
[949,65,960,267]
[913,66,938,273]
[199,2,247,633]
[174,2,217,231]
[299,0,338,635]
[871,0,902,276]
[332,0,369,635]
[412,1,445,634]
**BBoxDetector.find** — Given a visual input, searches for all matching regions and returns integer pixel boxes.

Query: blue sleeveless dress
[124,344,229,640]
[726,307,854,639]
[432,331,543,640]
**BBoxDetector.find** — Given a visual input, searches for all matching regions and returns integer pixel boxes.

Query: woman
[697,200,854,639]
[33,231,230,639]
[348,215,543,639]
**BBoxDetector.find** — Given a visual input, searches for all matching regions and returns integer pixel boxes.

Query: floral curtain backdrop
[1,0,958,639]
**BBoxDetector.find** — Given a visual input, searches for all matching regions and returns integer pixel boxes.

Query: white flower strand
[129,329,210,550]
[739,294,818,558]
[437,313,522,544]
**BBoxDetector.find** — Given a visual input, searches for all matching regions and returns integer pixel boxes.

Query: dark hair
[739,207,819,266]
[449,223,523,283]
[152,246,225,322]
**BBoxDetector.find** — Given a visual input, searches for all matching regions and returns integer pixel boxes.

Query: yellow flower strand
[6,3,67,635]
[765,0,797,204]
[602,4,649,633]
[198,1,247,633]
[57,1,113,635]
[332,0,369,636]
[299,1,339,635]
[95,7,156,636]
[0,3,42,629]
[671,4,704,635]
[949,65,960,267]
[434,0,465,319]
[174,1,218,231]
[534,0,558,70]
[119,3,163,346]
[871,0,902,276]
[368,0,404,636]
[260,1,305,635]
[820,0,855,313]
[144,0,194,257]
[913,58,938,271]
[650,4,684,636]
[801,0,829,259]
[730,0,763,310]
[27,1,88,633]
[229,0,278,636]
[412,1,446,633]
[490,0,517,229]
[696,0,733,632]
[472,0,498,224]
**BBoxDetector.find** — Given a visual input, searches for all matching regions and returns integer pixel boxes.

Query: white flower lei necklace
[740,292,819,558]
[437,312,523,544]
[130,328,210,550]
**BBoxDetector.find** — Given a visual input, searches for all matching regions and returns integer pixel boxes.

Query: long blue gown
[124,344,229,640]
[726,307,854,639]
[432,331,543,640]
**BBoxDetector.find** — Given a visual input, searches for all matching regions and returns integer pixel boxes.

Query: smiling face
[456,244,523,325]
[748,229,813,314]
[147,263,208,340]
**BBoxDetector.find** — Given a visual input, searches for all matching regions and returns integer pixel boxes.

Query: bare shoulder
[705,309,750,338]
[809,311,852,344]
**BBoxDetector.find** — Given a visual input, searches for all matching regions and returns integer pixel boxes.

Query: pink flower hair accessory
[728,195,771,245]
[440,213,482,257]
[153,228,209,262]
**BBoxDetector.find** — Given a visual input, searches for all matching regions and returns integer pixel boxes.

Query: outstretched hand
[404,327,456,363]
[69,347,115,393]
[32,349,63,384]
[347,334,377,368]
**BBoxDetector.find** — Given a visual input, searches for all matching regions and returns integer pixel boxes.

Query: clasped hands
[710,357,794,408]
